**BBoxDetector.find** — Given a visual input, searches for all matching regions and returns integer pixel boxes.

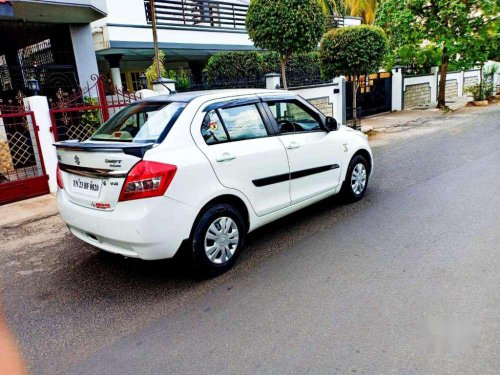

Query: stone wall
[404,83,431,109]
[464,76,478,89]
[307,97,333,117]
[445,79,458,99]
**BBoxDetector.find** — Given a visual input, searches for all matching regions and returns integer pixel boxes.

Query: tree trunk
[352,77,359,129]
[437,45,449,109]
[280,55,288,90]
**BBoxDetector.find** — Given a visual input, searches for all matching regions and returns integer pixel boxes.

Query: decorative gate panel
[346,72,392,120]
[49,75,138,142]
[0,101,49,205]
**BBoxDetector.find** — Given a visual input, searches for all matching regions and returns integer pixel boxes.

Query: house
[0,0,107,101]
[0,0,361,97]
[91,0,362,91]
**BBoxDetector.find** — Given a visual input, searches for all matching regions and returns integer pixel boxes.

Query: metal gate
[0,101,49,205]
[49,75,138,141]
[346,72,392,120]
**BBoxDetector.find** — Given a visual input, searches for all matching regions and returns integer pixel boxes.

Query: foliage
[204,51,325,88]
[464,84,489,101]
[346,0,378,24]
[145,50,166,88]
[262,52,325,86]
[488,34,500,61]
[144,50,191,91]
[318,0,347,17]
[205,51,264,85]
[384,44,441,74]
[319,0,378,24]
[81,97,101,136]
[319,25,387,79]
[376,0,499,108]
[246,0,326,89]
[319,25,387,126]
[167,69,190,91]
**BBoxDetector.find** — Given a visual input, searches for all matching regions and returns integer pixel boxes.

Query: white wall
[343,16,363,26]
[289,79,346,125]
[92,0,254,52]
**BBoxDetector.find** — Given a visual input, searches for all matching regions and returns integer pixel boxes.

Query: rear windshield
[90,101,185,143]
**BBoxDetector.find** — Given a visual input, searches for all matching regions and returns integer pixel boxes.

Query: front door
[194,101,290,216]
[265,99,343,204]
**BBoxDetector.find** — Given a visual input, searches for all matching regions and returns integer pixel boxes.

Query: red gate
[49,74,138,142]
[0,100,50,205]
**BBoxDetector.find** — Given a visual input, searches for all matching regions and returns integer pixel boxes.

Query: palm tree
[347,0,378,24]
[318,0,378,24]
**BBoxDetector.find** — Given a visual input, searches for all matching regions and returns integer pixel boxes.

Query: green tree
[376,0,499,109]
[246,0,326,90]
[319,25,388,127]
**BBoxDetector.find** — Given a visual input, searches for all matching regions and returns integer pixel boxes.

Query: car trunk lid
[55,141,155,210]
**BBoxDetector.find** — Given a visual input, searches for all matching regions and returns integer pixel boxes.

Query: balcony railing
[144,0,248,30]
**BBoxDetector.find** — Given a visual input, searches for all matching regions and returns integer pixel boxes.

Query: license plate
[70,176,102,198]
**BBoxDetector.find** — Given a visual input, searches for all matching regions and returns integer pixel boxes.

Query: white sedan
[55,89,373,277]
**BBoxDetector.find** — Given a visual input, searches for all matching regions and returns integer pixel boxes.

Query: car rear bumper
[57,191,196,260]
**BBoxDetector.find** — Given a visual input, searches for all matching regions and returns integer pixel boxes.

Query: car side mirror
[325,116,338,132]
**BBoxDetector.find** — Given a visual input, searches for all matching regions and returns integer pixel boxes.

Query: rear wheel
[190,204,246,278]
[341,154,369,202]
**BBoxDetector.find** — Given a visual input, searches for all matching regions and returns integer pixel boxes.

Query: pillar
[69,24,99,91]
[332,76,346,125]
[153,78,176,93]
[430,66,439,105]
[265,73,281,90]
[105,54,123,90]
[458,70,465,96]
[391,66,403,111]
[23,96,58,193]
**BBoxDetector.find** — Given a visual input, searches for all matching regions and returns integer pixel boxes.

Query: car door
[193,99,291,216]
[264,98,343,205]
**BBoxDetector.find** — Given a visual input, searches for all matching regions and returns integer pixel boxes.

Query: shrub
[246,0,326,89]
[319,25,387,126]
[465,84,487,101]
[205,51,264,85]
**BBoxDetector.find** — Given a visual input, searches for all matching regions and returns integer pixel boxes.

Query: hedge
[205,51,264,85]
[204,51,324,88]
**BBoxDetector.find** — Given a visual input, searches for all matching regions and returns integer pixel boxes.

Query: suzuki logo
[74,155,80,165]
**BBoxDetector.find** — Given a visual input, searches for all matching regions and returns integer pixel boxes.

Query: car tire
[340,154,370,202]
[190,203,246,278]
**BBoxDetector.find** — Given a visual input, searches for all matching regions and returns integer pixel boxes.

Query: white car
[55,89,373,276]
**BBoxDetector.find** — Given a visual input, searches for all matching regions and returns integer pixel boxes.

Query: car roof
[141,89,296,104]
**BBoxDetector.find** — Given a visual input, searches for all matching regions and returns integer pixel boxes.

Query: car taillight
[56,164,64,190]
[118,161,177,202]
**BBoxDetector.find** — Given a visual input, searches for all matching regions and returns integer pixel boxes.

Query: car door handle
[286,142,300,150]
[216,152,236,162]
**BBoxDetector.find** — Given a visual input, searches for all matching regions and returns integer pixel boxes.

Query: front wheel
[190,204,246,278]
[340,154,370,202]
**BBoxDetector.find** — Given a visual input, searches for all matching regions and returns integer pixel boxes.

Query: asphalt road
[1,105,499,375]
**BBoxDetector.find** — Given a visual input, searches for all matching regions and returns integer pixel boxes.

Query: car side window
[201,110,228,145]
[267,101,322,134]
[218,104,268,141]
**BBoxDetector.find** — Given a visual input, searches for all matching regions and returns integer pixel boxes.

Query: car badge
[74,155,81,165]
